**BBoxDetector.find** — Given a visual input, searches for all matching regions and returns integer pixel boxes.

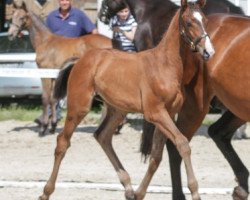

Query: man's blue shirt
[46,7,96,37]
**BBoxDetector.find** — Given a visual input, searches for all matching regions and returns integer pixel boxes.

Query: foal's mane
[28,11,50,33]
[155,9,180,51]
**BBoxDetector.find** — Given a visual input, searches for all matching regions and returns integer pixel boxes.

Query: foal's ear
[197,0,206,8]
[21,1,28,12]
[181,0,188,8]
[13,0,27,11]
[13,0,22,8]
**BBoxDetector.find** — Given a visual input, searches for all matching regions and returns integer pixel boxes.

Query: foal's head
[98,0,127,24]
[180,0,215,60]
[8,2,29,41]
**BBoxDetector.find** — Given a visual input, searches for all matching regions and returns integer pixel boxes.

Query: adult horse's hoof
[232,186,248,200]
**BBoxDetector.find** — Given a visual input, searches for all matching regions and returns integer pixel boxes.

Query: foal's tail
[54,57,79,100]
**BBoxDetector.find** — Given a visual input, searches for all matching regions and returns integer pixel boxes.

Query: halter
[98,0,112,24]
[180,29,209,52]
[179,7,209,52]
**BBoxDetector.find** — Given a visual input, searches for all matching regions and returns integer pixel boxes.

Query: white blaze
[193,11,215,57]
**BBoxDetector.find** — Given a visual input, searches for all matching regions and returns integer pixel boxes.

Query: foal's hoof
[49,123,57,134]
[125,190,135,200]
[134,192,145,200]
[38,194,49,200]
[232,186,248,200]
[39,125,49,137]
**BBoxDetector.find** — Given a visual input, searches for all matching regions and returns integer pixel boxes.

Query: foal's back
[36,34,112,68]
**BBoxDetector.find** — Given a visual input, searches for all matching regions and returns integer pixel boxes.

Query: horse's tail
[54,57,79,100]
[140,120,156,162]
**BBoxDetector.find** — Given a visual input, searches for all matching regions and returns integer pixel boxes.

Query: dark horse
[99,0,248,199]
[39,0,215,199]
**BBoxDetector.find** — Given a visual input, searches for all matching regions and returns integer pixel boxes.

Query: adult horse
[99,0,248,199]
[38,0,215,199]
[8,2,112,136]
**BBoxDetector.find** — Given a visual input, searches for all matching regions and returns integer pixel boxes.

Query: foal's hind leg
[39,79,52,136]
[208,110,249,200]
[135,128,165,200]
[93,105,135,200]
[50,79,61,134]
[49,97,59,134]
[38,90,94,200]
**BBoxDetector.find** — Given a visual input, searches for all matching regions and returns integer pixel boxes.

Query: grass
[0,101,102,123]
[0,103,42,121]
[0,101,220,126]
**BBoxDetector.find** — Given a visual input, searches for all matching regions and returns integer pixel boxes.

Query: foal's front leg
[93,105,135,200]
[145,108,201,200]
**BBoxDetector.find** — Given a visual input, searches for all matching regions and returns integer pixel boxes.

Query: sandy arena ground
[0,114,249,200]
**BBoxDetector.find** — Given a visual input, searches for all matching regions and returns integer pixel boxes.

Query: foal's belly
[94,78,143,113]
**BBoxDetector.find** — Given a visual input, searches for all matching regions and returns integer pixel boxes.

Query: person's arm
[79,10,98,35]
[91,28,98,34]
[121,26,137,41]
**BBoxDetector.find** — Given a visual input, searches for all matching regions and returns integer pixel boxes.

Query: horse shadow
[10,123,98,136]
[10,118,143,137]
[10,120,249,140]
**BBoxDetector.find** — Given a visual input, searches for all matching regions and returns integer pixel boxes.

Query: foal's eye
[186,21,192,27]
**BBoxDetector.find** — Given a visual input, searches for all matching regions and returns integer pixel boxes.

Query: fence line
[0,68,59,78]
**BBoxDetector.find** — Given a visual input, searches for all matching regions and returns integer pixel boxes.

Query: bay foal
[8,2,112,135]
[39,0,214,199]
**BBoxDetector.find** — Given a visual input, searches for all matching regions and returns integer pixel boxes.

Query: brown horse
[170,13,250,200]
[7,2,112,135]
[99,1,249,199]
[38,0,215,199]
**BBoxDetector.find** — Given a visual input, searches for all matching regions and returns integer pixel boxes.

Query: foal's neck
[27,12,51,49]
[154,10,182,69]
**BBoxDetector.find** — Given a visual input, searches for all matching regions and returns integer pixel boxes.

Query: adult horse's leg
[166,140,185,200]
[93,105,135,200]
[141,120,154,157]
[135,128,166,200]
[208,110,249,200]
[39,79,94,200]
